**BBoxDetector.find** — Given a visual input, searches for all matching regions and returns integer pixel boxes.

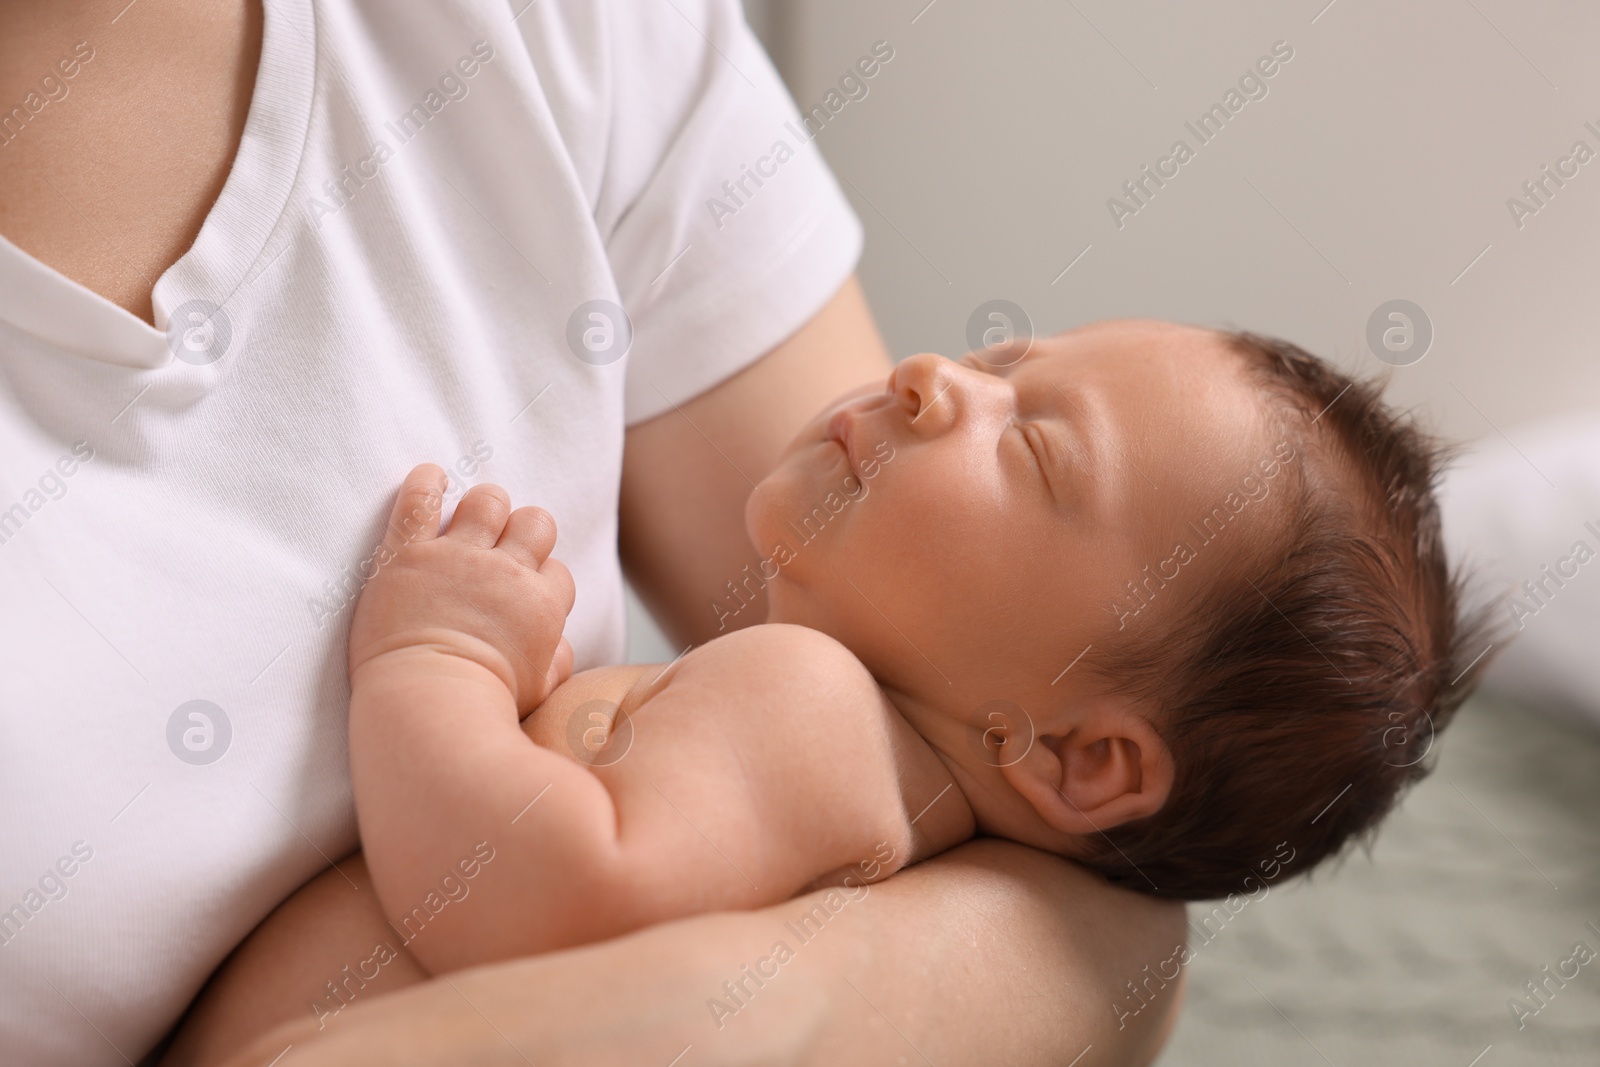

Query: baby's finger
[446,483,513,547]
[380,464,446,556]
[539,556,577,617]
[497,506,558,567]
[543,637,574,696]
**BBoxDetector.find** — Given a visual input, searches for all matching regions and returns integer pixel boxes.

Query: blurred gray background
[630,3,1600,1064]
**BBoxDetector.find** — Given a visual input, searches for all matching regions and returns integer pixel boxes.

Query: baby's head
[748,319,1495,900]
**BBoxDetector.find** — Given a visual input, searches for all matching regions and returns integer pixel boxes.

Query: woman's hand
[347,464,576,714]
[217,841,1186,1067]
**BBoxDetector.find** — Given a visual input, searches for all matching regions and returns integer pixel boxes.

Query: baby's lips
[826,394,898,468]
[826,408,858,467]
[816,381,890,432]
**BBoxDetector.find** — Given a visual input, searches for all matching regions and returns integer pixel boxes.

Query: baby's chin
[743,466,796,563]
[743,447,837,553]
[743,475,780,552]
[750,412,858,502]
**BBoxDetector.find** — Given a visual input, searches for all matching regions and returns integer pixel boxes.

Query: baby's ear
[997,696,1174,835]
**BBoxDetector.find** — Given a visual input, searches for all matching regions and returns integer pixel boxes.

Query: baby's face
[747,319,1289,709]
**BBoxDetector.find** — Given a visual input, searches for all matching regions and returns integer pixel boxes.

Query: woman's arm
[220,840,1187,1067]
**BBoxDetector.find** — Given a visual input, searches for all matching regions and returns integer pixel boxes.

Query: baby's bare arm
[349,469,951,976]
[353,631,930,973]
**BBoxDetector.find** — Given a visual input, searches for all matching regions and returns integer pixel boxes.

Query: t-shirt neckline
[0,0,315,369]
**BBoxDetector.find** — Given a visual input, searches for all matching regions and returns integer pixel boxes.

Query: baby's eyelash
[1015,420,1045,467]
[1018,422,1069,503]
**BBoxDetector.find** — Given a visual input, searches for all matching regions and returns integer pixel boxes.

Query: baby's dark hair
[1079,332,1499,901]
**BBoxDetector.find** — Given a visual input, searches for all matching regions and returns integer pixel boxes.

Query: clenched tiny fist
[348,464,576,715]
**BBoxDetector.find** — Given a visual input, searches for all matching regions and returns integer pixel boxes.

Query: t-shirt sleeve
[515,0,864,425]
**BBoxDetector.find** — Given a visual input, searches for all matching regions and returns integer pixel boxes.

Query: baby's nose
[892,353,959,434]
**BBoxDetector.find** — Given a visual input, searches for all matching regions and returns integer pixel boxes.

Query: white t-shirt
[0,1,860,1061]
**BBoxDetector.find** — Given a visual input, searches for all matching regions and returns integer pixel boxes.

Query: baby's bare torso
[520,625,969,892]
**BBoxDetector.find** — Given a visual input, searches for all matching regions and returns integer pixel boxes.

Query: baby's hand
[348,464,576,714]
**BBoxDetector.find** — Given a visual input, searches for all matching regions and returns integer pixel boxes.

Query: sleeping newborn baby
[167,319,1492,1064]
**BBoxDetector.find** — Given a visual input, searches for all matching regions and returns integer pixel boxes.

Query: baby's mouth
[826,406,871,475]
[812,386,897,476]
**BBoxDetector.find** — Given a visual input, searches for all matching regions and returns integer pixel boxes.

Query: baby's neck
[876,679,1035,840]
[756,600,1046,853]
[870,683,980,863]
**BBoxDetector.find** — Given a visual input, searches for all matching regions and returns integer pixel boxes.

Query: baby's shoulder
[685,623,880,702]
[633,625,889,734]
[703,621,863,659]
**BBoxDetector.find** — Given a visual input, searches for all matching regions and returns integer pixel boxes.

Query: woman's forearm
[221,840,1186,1067]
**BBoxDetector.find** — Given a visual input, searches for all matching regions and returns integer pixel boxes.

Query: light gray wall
[740,0,787,64]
